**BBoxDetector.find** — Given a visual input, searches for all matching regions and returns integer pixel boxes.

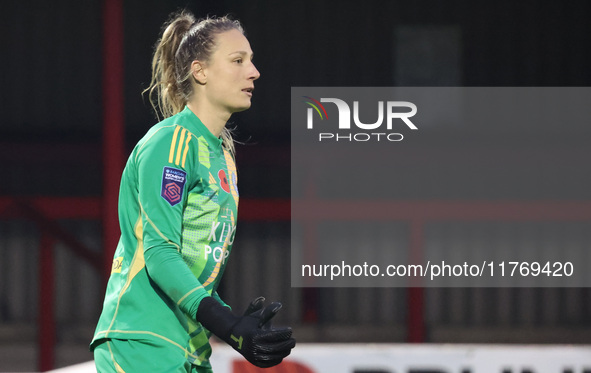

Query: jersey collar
[180,106,224,151]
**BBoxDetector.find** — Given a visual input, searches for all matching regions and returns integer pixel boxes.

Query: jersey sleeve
[212,291,231,310]
[135,126,209,318]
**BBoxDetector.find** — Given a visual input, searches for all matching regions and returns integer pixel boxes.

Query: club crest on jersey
[161,167,187,206]
[218,169,231,193]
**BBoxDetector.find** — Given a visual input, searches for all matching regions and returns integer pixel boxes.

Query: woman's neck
[186,101,231,138]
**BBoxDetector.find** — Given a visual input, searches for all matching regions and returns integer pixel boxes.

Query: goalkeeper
[91,11,295,372]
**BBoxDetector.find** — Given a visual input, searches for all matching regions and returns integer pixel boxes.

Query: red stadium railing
[3,196,591,369]
[0,196,290,371]
[291,199,591,343]
[0,197,101,371]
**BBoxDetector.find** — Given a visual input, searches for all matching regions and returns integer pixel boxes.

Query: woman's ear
[191,60,206,85]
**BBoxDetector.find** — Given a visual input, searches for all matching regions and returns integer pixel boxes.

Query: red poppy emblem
[218,169,230,193]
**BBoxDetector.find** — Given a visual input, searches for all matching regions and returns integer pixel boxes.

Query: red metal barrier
[38,233,56,372]
[3,196,591,368]
[0,197,101,371]
[290,198,591,343]
[102,0,125,281]
[408,220,425,343]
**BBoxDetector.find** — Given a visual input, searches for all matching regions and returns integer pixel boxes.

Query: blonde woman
[91,11,295,372]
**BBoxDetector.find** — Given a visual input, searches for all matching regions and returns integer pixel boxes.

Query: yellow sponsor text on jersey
[111,257,123,274]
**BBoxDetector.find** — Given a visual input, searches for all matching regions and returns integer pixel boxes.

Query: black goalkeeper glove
[196,296,296,368]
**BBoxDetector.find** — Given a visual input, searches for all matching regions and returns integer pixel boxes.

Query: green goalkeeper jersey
[91,107,239,368]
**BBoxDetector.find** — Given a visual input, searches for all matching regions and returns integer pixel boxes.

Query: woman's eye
[234,58,243,64]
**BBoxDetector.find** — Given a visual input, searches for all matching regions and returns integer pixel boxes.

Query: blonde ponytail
[144,11,243,155]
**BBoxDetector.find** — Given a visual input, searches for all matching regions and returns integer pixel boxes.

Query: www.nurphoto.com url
[301,261,574,281]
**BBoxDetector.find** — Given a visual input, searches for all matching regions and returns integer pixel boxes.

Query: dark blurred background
[1,0,591,371]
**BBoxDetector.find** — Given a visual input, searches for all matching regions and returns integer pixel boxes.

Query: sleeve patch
[161,167,187,206]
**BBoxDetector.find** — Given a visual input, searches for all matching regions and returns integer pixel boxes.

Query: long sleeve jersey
[91,107,239,368]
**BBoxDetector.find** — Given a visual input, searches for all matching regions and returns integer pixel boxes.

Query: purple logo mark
[161,167,186,206]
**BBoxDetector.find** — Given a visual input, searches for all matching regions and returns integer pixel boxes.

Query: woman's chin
[231,102,252,113]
